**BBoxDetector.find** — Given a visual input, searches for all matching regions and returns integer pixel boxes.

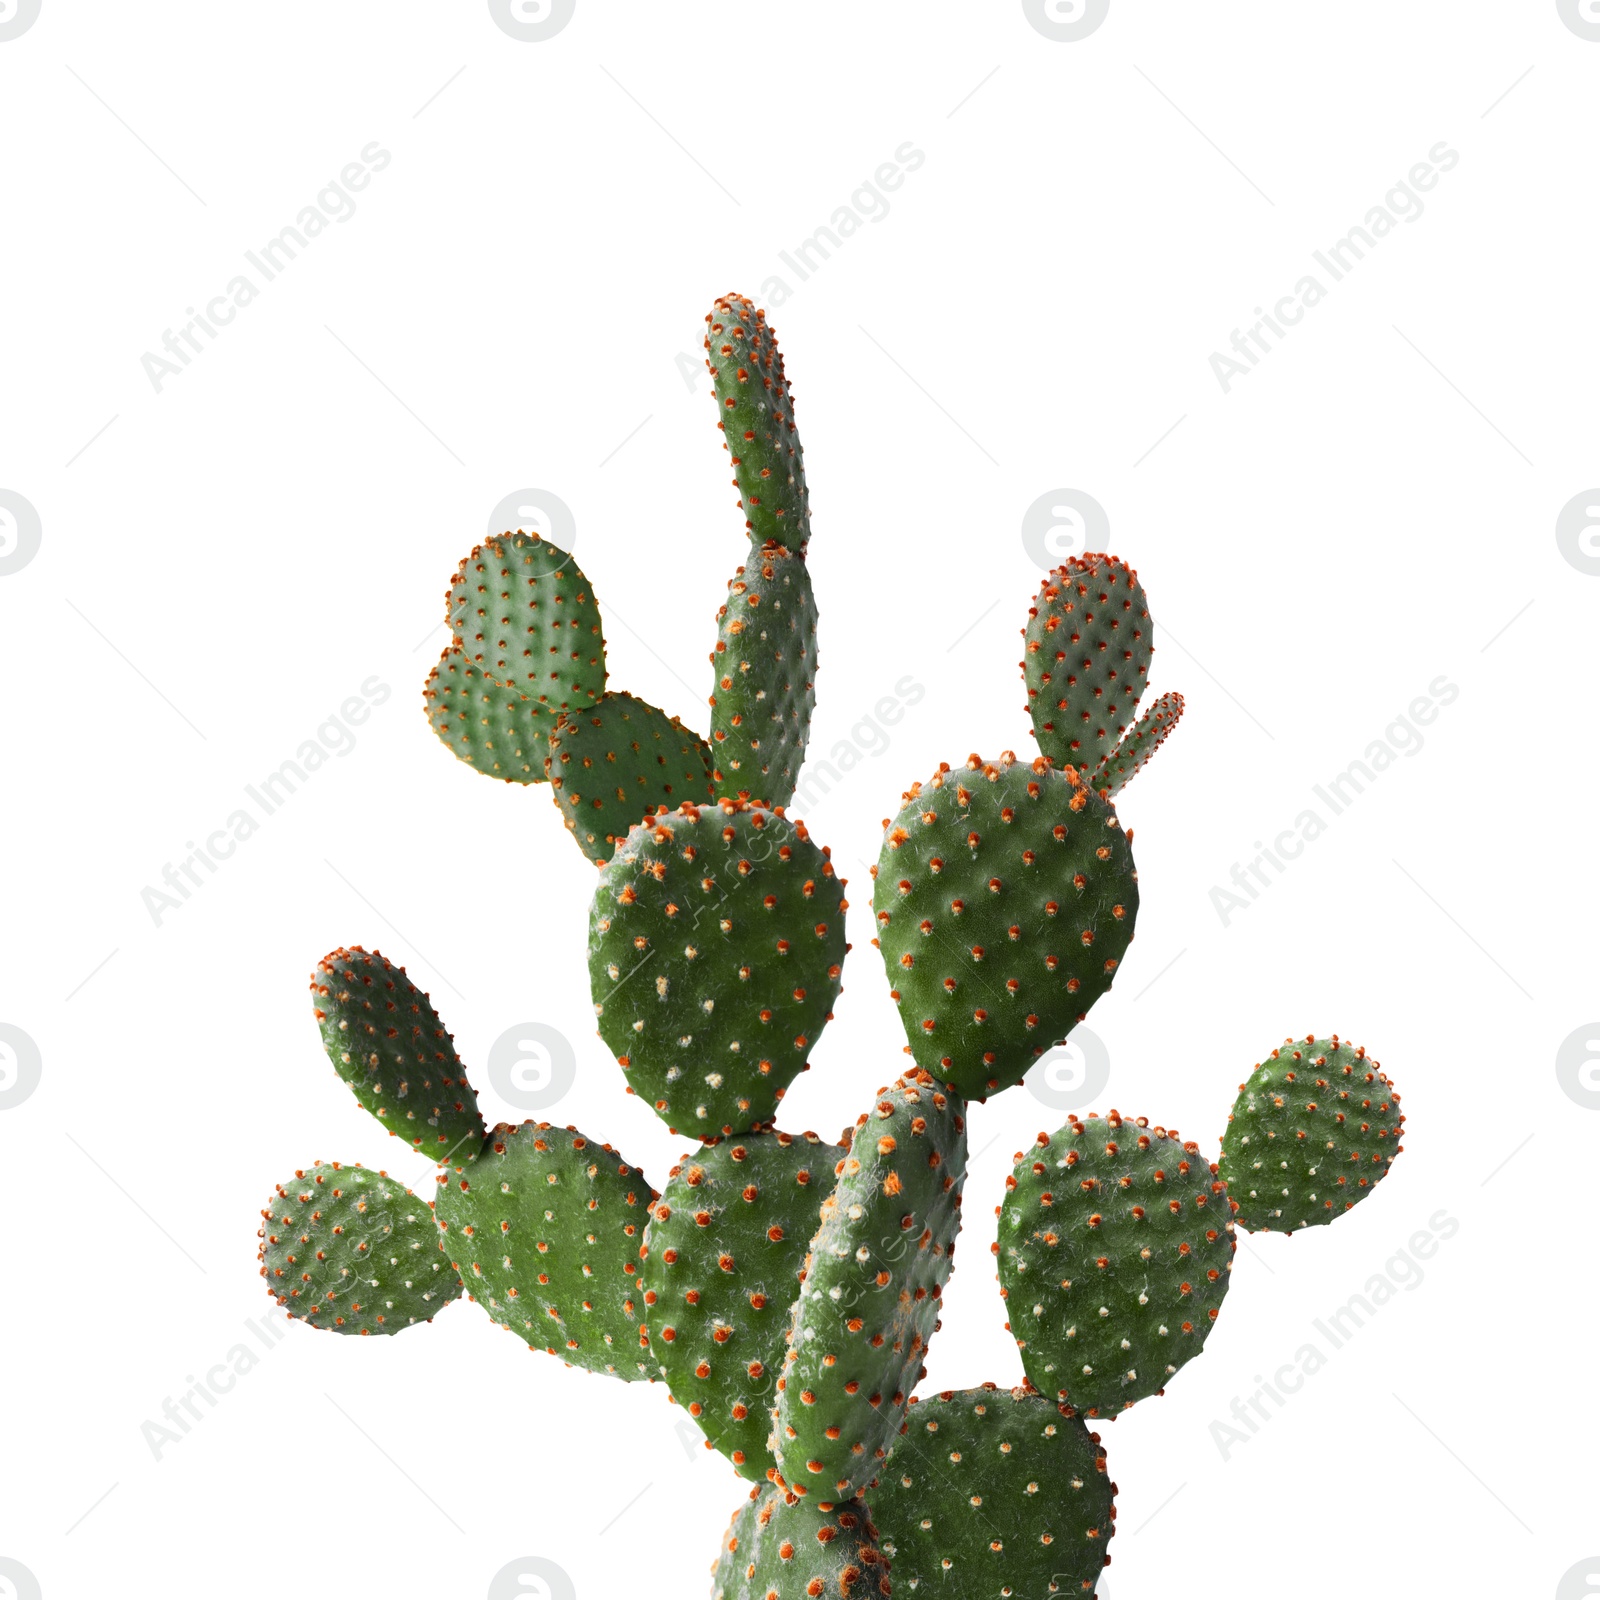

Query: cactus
[1219,1035,1404,1233]
[713,1489,887,1599]
[1023,553,1184,796]
[872,1385,1115,1595]
[587,799,847,1139]
[258,1163,460,1335]
[548,692,716,865]
[435,1120,655,1378]
[251,293,1411,1597]
[996,1112,1235,1416]
[871,753,1138,1099]
[773,1070,967,1502]
[642,1130,843,1480]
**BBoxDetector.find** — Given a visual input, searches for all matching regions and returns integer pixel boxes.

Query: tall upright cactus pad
[434,1121,655,1380]
[705,293,810,555]
[1094,689,1184,798]
[258,1163,461,1335]
[1024,555,1151,773]
[712,1488,889,1600]
[709,540,818,809]
[774,1071,967,1501]
[588,800,848,1139]
[448,531,607,712]
[872,753,1139,1099]
[311,947,486,1165]
[423,644,553,784]
[642,1130,843,1480]
[997,1113,1235,1416]
[873,1385,1116,1595]
[1220,1036,1404,1234]
[547,692,715,865]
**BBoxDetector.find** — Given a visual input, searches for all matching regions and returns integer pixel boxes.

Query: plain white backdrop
[2,3,1597,1597]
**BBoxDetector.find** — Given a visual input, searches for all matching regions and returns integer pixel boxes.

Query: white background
[2,3,1597,1597]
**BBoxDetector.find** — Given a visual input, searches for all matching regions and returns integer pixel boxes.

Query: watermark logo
[487,1557,576,1600]
[1022,0,1109,41]
[0,0,41,42]
[141,1314,289,1460]
[1557,0,1600,41]
[0,490,41,576]
[1556,1024,1600,1110]
[488,488,577,554]
[0,1025,42,1111]
[1024,1027,1110,1111]
[1557,1557,1600,1598]
[488,0,575,42]
[787,676,926,816]
[1555,489,1600,574]
[0,1559,41,1600]
[487,1023,576,1112]
[1020,488,1107,571]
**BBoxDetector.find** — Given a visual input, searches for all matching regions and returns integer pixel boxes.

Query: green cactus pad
[447,531,606,712]
[423,644,554,784]
[547,692,716,866]
[311,947,486,1166]
[873,1385,1115,1595]
[1219,1035,1404,1234]
[588,800,848,1139]
[709,540,818,810]
[1024,555,1151,773]
[997,1111,1235,1416]
[258,1162,460,1335]
[872,753,1139,1100]
[712,1489,889,1600]
[643,1130,844,1481]
[774,1070,967,1501]
[705,293,810,555]
[1093,689,1184,798]
[434,1120,656,1380]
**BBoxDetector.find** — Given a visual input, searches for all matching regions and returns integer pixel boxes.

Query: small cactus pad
[547,692,716,866]
[712,1489,889,1599]
[588,800,848,1138]
[1219,1036,1404,1233]
[775,1070,967,1501]
[709,540,818,810]
[872,753,1139,1099]
[423,644,554,784]
[705,293,809,555]
[997,1112,1234,1416]
[433,1121,656,1380]
[873,1385,1115,1594]
[643,1130,844,1481]
[258,1162,460,1335]
[311,947,486,1165]
[1024,555,1151,773]
[1093,689,1184,798]
[447,531,606,711]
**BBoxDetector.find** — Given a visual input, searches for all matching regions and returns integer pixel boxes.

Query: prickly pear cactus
[434,1120,655,1379]
[997,1112,1234,1416]
[547,691,715,865]
[774,1070,967,1501]
[311,947,485,1165]
[1220,1036,1404,1233]
[423,645,552,783]
[704,292,809,554]
[1093,688,1184,797]
[642,1130,843,1480]
[872,754,1138,1099]
[588,800,848,1139]
[447,531,606,712]
[258,1163,460,1335]
[873,1385,1115,1595]
[709,540,817,809]
[712,1488,888,1599]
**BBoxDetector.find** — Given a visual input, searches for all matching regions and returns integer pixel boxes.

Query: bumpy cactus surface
[1220,1035,1404,1233]
[257,293,1408,1598]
